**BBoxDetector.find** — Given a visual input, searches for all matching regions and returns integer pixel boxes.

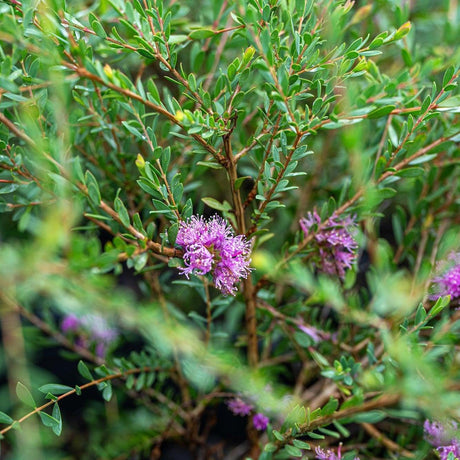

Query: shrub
[0,0,459,458]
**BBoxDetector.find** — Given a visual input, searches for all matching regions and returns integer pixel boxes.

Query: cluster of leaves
[0,0,459,459]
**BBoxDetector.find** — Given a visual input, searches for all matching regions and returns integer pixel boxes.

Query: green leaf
[52,403,62,436]
[85,171,101,206]
[234,176,251,190]
[420,95,431,113]
[401,48,413,67]
[132,0,147,17]
[0,184,19,194]
[409,153,437,165]
[360,50,382,57]
[189,28,215,39]
[284,445,303,457]
[133,252,148,272]
[378,187,397,199]
[188,311,206,324]
[443,66,455,88]
[38,384,73,395]
[147,78,161,103]
[395,167,424,178]
[77,361,93,381]
[39,407,62,436]
[89,13,107,38]
[125,374,135,389]
[0,411,13,425]
[114,197,130,227]
[394,21,411,40]
[201,197,230,212]
[151,199,175,217]
[16,382,35,408]
[318,426,340,438]
[292,439,310,449]
[121,121,144,139]
[430,295,450,316]
[332,420,350,437]
[368,37,384,49]
[137,177,160,196]
[351,410,386,423]
[135,372,146,391]
[414,304,427,324]
[321,397,339,416]
[72,157,85,183]
[283,404,306,429]
[160,147,171,171]
[168,222,178,245]
[169,34,188,44]
[102,383,113,402]
[0,76,19,93]
[306,431,325,439]
[367,105,395,119]
[264,442,277,452]
[196,161,223,170]
[39,411,59,428]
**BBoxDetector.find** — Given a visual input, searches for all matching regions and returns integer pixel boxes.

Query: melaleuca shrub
[0,1,459,459]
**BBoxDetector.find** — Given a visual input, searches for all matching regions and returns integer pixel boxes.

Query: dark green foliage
[0,0,459,459]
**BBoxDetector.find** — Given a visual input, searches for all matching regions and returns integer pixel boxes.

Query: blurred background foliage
[0,0,459,459]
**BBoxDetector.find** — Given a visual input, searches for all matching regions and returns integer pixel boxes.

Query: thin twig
[362,422,415,458]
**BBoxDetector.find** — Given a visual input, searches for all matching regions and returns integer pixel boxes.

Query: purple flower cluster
[430,253,460,302]
[300,210,358,279]
[253,413,270,430]
[315,446,341,460]
[226,398,269,431]
[424,420,460,460]
[61,314,118,358]
[227,398,252,416]
[315,445,360,460]
[176,215,252,295]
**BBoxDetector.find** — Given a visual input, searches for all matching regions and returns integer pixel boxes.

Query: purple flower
[176,215,252,295]
[437,442,460,460]
[227,398,253,416]
[61,314,81,332]
[315,445,359,460]
[300,211,358,279]
[430,253,460,302]
[315,446,341,460]
[81,315,118,343]
[424,419,459,445]
[60,313,118,358]
[424,420,460,460]
[424,420,452,447]
[95,342,107,358]
[253,413,269,431]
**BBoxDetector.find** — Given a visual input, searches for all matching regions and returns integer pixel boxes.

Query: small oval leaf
[38,384,74,395]
[16,382,35,408]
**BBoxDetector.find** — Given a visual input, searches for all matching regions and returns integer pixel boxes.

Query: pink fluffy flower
[424,419,460,460]
[315,445,360,460]
[430,253,460,302]
[300,211,358,279]
[176,215,252,295]
[60,313,118,358]
[227,398,253,416]
[253,413,269,431]
[61,314,80,332]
